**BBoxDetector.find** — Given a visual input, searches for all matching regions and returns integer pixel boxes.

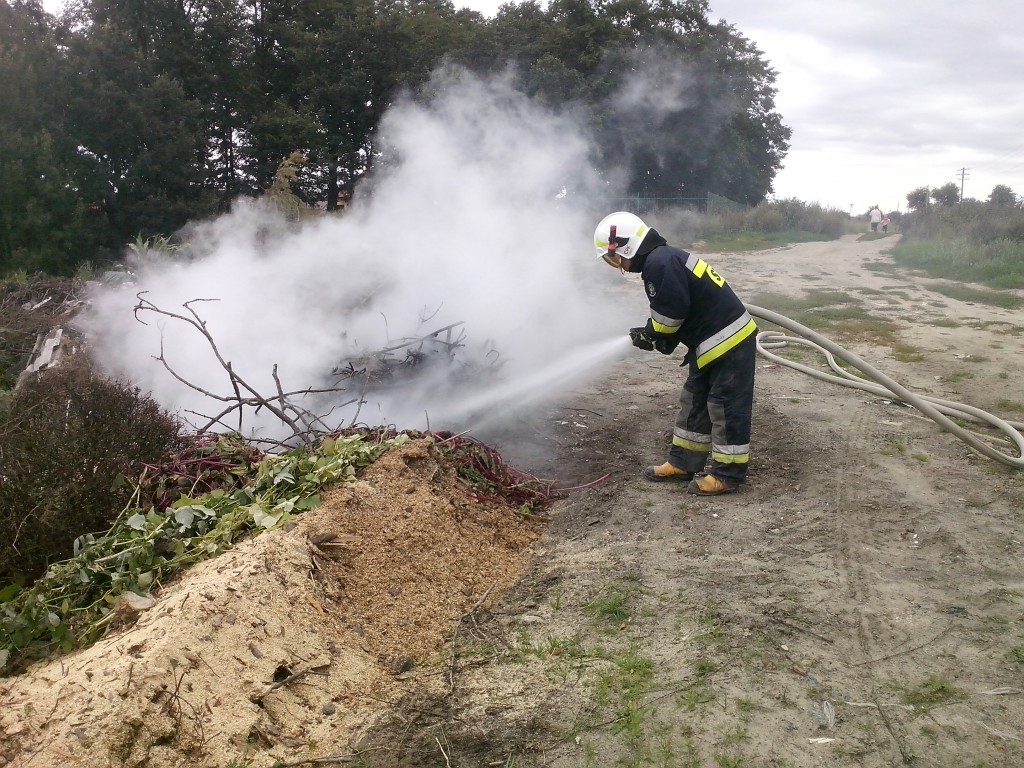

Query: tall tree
[62,21,214,246]
[0,0,100,273]
[456,0,789,205]
[906,186,930,210]
[988,184,1017,207]
[930,182,960,207]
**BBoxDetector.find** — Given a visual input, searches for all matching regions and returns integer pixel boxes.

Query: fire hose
[745,304,1024,470]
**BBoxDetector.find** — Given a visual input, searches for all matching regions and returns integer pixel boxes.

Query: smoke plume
[79,69,637,447]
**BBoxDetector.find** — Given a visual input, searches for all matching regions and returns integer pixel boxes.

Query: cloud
[78,69,637,446]
[707,0,1024,210]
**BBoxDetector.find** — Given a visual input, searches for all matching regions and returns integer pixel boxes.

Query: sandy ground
[3,233,1024,768]
[359,232,1024,768]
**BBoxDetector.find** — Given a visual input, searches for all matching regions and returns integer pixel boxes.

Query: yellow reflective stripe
[651,309,683,330]
[636,224,647,241]
[692,259,708,278]
[712,451,749,464]
[674,428,710,444]
[696,318,757,368]
[673,435,711,453]
[651,318,677,334]
[713,442,749,456]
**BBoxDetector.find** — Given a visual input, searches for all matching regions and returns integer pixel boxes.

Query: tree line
[906,182,1020,210]
[0,0,790,275]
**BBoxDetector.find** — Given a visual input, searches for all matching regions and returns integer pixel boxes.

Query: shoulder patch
[645,281,657,298]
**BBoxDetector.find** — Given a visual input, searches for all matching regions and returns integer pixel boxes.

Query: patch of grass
[696,606,729,649]
[863,260,901,274]
[986,588,1021,603]
[587,646,657,758]
[944,370,975,383]
[1008,647,1024,664]
[585,581,639,626]
[879,288,912,298]
[997,399,1024,412]
[749,290,901,347]
[694,657,718,677]
[735,697,758,717]
[837,317,899,346]
[882,435,906,455]
[749,289,863,315]
[891,343,926,363]
[901,674,968,710]
[719,724,750,746]
[892,231,1024,290]
[913,454,928,463]
[924,282,1024,309]
[678,681,716,712]
[714,754,750,768]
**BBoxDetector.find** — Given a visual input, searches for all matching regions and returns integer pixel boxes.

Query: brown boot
[687,474,739,496]
[642,462,693,483]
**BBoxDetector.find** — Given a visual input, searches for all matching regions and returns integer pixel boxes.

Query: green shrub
[0,361,183,583]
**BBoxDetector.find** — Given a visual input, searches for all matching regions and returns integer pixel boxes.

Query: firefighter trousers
[667,333,756,484]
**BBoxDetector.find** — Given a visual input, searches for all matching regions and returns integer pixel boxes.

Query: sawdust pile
[0,440,544,768]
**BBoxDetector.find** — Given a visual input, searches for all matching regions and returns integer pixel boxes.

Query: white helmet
[594,211,650,267]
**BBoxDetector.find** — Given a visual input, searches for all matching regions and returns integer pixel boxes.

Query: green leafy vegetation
[0,409,562,675]
[0,431,406,673]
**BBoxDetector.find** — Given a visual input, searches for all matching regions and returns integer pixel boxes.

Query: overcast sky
[454,0,1024,214]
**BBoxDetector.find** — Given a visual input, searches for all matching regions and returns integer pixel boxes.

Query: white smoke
[78,69,637,444]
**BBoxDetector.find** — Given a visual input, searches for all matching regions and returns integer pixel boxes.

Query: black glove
[653,336,680,355]
[629,327,654,351]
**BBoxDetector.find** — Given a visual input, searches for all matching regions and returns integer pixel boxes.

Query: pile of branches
[331,321,504,388]
[135,295,505,450]
[0,276,87,389]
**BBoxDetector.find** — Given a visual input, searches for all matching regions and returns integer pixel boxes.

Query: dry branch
[134,293,360,448]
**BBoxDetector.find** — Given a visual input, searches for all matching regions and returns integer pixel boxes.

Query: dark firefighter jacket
[637,243,756,368]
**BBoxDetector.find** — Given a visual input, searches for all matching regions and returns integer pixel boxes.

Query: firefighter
[594,211,757,496]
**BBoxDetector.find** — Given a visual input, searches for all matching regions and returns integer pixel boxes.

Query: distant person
[869,206,883,232]
[593,212,758,496]
[881,214,890,233]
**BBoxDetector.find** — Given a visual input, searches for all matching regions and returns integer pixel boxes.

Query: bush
[0,361,183,582]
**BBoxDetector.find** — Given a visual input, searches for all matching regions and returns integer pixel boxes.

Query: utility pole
[956,167,970,205]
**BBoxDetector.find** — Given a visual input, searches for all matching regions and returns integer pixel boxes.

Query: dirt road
[376,233,1024,767]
